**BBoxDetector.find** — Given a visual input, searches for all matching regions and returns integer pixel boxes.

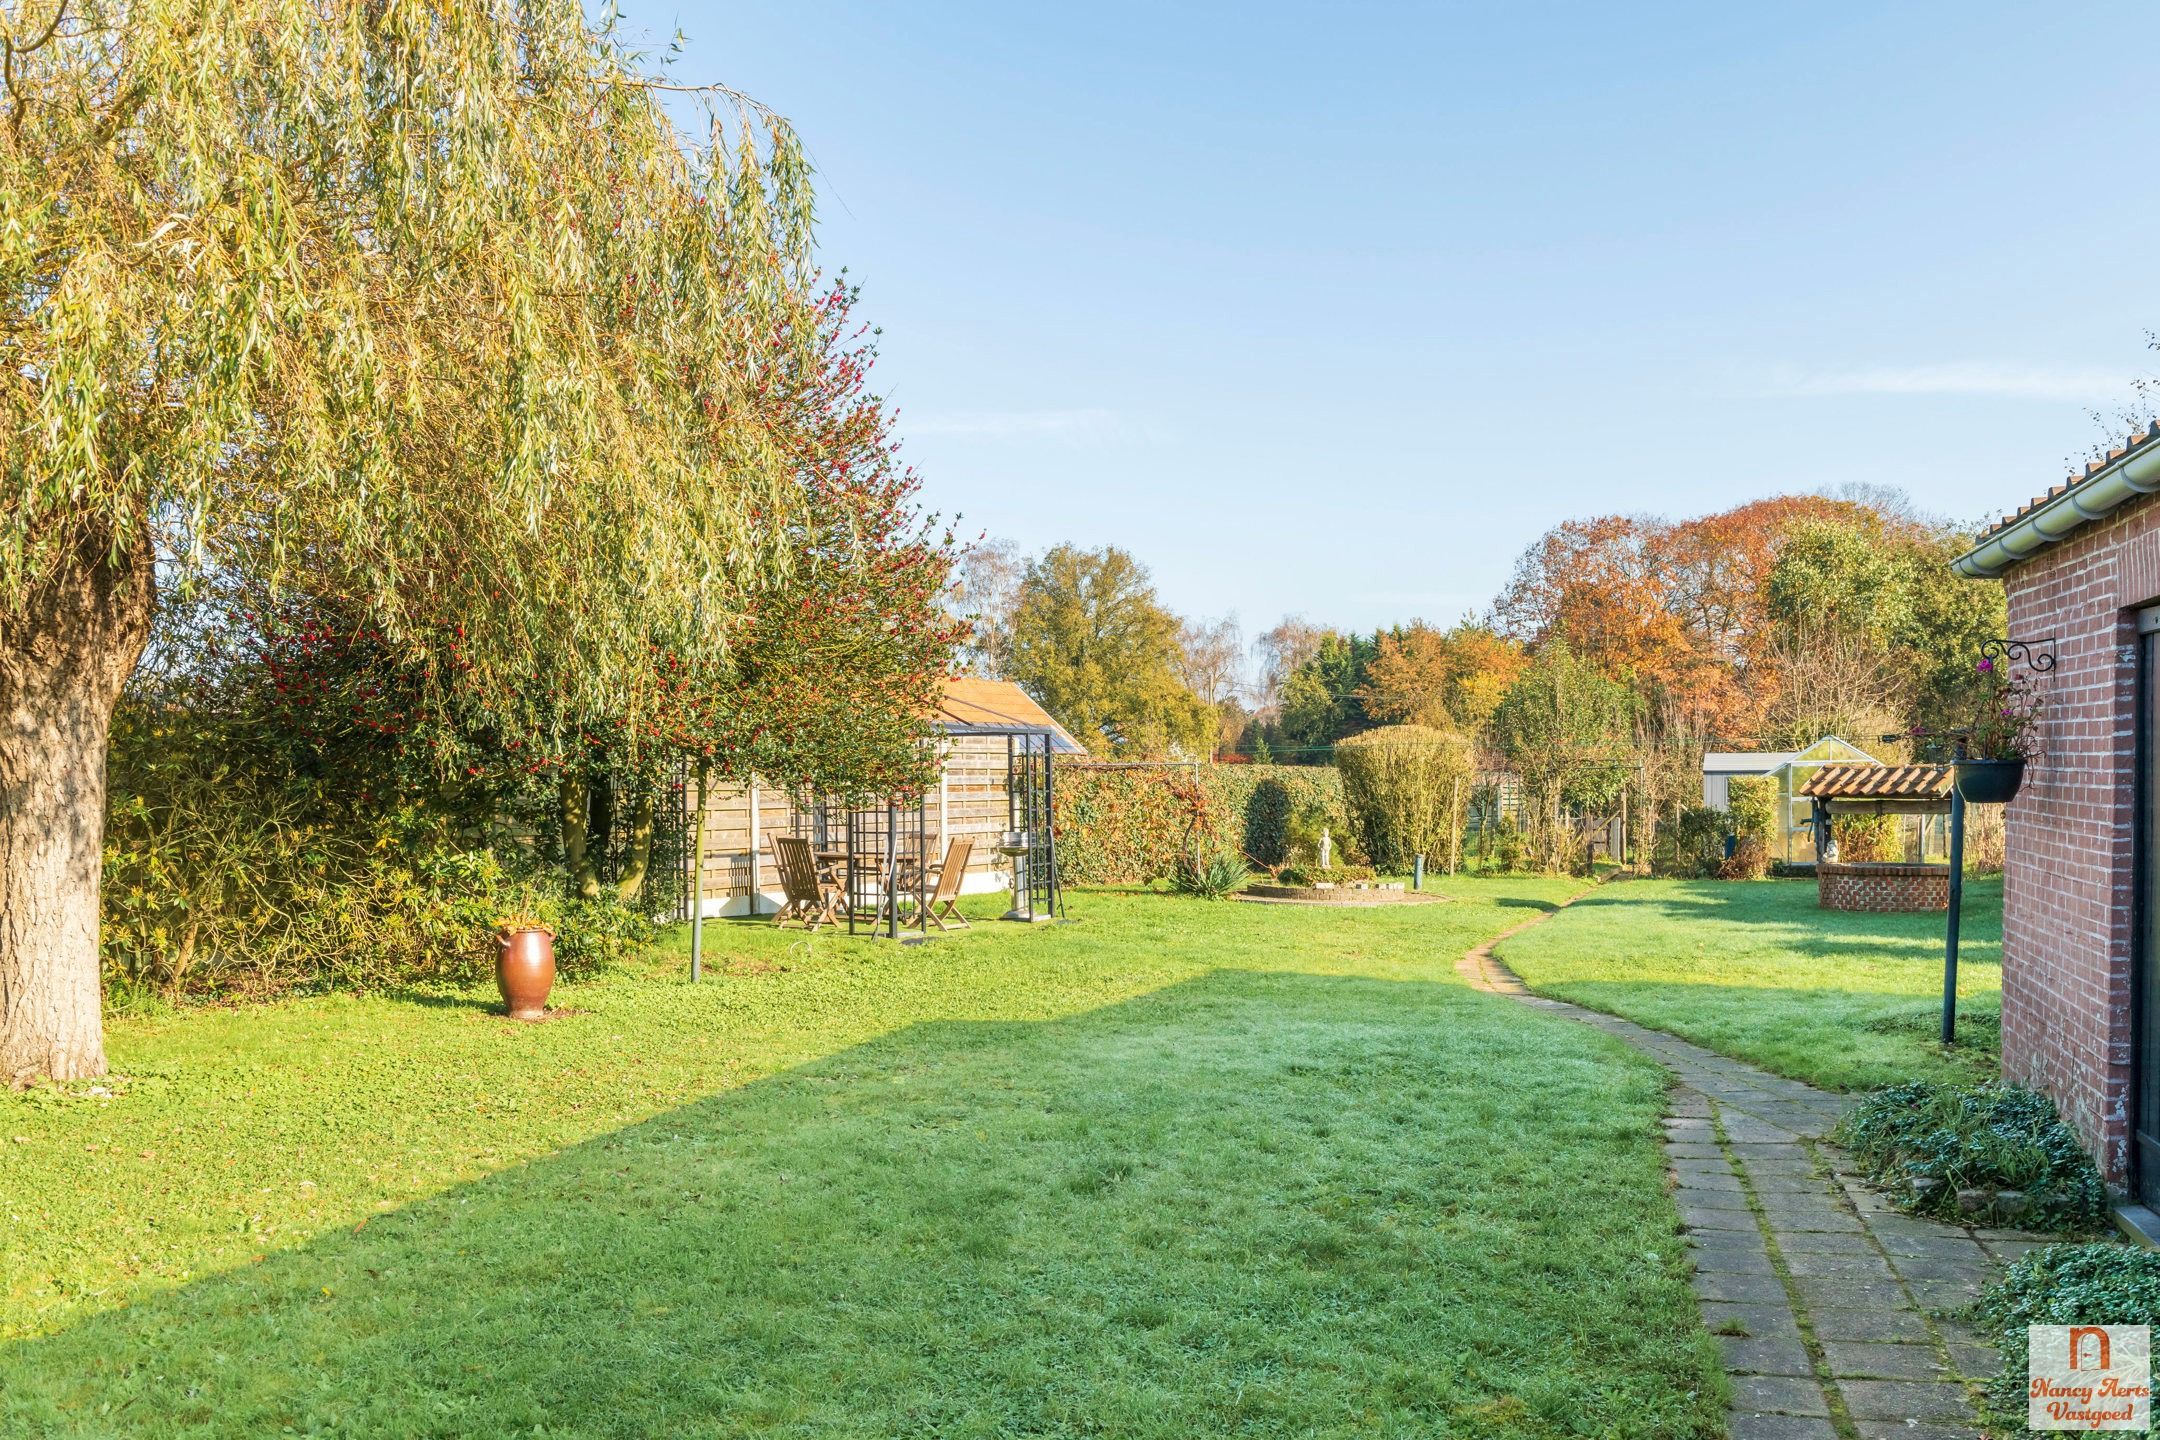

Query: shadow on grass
[0,970,1719,1440]
[382,989,511,1015]
[1536,879,2002,962]
[1495,878,2005,1091]
[1491,895,1568,913]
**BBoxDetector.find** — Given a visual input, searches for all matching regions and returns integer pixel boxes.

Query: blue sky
[656,2,2160,637]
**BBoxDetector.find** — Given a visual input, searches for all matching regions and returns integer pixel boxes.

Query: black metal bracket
[1981,637,2057,673]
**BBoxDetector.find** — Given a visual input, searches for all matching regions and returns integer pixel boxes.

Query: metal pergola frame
[844,796,931,941]
[934,721,1066,923]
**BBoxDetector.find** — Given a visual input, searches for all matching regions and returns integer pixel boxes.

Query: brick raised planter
[1816,862,1950,913]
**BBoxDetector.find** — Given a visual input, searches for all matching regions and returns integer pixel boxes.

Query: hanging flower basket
[1954,758,2026,805]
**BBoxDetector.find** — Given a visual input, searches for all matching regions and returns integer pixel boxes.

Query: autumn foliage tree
[1488,493,2005,864]
[1004,545,1213,758]
[1,0,839,1081]
[1358,621,1526,733]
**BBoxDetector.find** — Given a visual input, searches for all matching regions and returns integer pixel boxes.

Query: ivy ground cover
[1497,876,2003,1092]
[1,879,1724,1438]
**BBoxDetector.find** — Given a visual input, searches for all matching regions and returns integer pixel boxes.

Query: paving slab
[1693,1246,1776,1275]
[1693,1271,1791,1304]
[1698,1302,1803,1342]
[1779,1250,1897,1278]
[1679,1204,1763,1231]
[1772,1230,1879,1255]
[1729,1415,1839,1440]
[1891,1255,1997,1284]
[1850,1424,1976,1440]
[1730,1375,1832,1416]
[1948,1341,1999,1379]
[1838,1379,1974,1422]
[1789,1274,1913,1312]
[1808,1305,1935,1344]
[1819,1341,1948,1379]
[1719,1335,1816,1376]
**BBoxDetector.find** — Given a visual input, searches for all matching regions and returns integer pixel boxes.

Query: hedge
[1335,725,1474,872]
[1052,763,1349,886]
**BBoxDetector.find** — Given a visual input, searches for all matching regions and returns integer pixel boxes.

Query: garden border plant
[1833,1080,2106,1231]
[1720,774,1776,879]
[1973,1242,2160,1434]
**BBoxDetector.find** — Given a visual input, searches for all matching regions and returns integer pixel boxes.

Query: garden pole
[1942,785,1965,1045]
[1413,854,1424,891]
[887,802,901,941]
[1450,776,1463,874]
[690,761,707,983]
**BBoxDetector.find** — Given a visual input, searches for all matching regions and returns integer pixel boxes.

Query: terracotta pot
[1954,757,2026,805]
[496,927,556,1020]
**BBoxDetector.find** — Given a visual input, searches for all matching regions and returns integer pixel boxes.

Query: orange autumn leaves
[1491,495,1935,741]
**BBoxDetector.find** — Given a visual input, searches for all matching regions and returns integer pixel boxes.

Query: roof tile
[1975,419,2160,545]
[1796,763,1953,801]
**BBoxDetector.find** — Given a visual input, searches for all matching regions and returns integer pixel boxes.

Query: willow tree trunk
[1,526,154,1085]
[615,790,654,903]
[559,775,601,901]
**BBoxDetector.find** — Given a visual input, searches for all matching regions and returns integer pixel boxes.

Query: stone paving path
[1459,918,2045,1440]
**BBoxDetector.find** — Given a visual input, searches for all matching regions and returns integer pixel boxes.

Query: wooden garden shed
[689,677,1085,918]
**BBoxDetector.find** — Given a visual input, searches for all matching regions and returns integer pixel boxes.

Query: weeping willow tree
[0,0,827,1081]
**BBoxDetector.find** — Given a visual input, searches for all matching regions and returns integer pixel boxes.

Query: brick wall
[1995,494,2157,1187]
[1816,862,1949,912]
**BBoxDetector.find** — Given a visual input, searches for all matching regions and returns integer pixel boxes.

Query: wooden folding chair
[769,834,841,930]
[925,836,975,931]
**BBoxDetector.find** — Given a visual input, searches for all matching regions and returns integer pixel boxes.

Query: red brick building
[1954,424,2160,1210]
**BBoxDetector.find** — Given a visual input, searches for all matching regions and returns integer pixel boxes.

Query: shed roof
[1704,750,1799,774]
[1797,763,1953,801]
[1702,737,1876,775]
[935,677,1087,755]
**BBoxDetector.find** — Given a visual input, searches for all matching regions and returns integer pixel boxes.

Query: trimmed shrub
[1278,862,1376,886]
[1656,805,1728,878]
[1726,775,1777,844]
[1832,813,1901,863]
[1974,1244,2160,1431]
[1211,766,1351,866]
[1833,1082,2107,1232]
[1052,763,1348,885]
[1334,725,1475,872]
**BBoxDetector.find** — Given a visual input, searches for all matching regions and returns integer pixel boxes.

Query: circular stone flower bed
[1236,883,1447,906]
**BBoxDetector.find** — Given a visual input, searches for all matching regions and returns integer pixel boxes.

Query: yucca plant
[1172,849,1249,900]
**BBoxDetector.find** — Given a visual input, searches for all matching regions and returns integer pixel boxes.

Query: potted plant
[495,916,557,1020]
[1956,657,2043,804]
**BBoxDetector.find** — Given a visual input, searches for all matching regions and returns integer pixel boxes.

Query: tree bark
[1,523,154,1085]
[559,774,600,901]
[615,789,653,903]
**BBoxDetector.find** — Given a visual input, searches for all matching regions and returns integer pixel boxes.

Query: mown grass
[1496,875,2003,1092]
[0,877,1724,1439]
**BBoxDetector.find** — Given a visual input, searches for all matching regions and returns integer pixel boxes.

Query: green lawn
[0,879,1725,1439]
[1496,875,2003,1092]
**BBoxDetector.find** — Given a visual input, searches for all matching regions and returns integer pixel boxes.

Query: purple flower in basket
[1976,657,1994,672]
